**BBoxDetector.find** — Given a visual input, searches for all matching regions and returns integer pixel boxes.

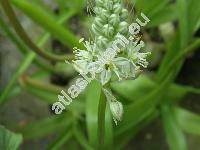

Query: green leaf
[161,104,187,150]
[177,0,189,49]
[157,0,191,82]
[158,38,200,81]
[0,11,75,103]
[48,130,72,150]
[112,73,200,136]
[115,109,158,150]
[157,31,181,82]
[74,122,94,150]
[116,73,174,135]
[20,76,86,116]
[20,76,62,103]
[85,80,101,147]
[0,52,35,104]
[116,105,156,136]
[148,4,178,28]
[30,0,54,16]
[174,107,200,135]
[111,75,155,102]
[57,0,85,13]
[23,85,58,103]
[86,82,113,149]
[12,0,83,49]
[188,0,200,34]
[0,17,27,54]
[135,0,170,17]
[18,113,72,139]
[111,75,193,103]
[0,125,23,150]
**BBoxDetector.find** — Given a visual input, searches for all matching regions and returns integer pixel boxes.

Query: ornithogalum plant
[1,0,200,149]
[72,0,150,125]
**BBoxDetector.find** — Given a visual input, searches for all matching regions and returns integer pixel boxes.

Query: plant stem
[0,0,72,62]
[98,89,107,148]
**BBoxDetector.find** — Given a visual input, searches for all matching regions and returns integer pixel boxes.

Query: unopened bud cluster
[92,0,129,48]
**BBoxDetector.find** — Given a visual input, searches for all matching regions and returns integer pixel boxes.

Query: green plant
[0,0,200,150]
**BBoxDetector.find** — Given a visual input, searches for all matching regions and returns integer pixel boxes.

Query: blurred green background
[0,0,200,149]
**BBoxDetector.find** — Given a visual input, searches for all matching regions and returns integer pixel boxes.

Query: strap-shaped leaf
[161,104,187,150]
[85,80,101,147]
[0,125,23,150]
[18,113,72,139]
[174,107,200,135]
[11,0,83,49]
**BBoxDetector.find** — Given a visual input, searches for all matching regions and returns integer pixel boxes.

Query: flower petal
[100,69,112,85]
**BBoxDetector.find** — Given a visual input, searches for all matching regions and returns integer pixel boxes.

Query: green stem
[98,89,107,148]
[0,0,72,62]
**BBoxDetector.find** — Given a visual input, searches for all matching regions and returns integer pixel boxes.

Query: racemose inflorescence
[72,0,151,124]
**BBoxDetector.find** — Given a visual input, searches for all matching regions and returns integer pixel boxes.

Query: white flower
[134,52,151,68]
[112,57,136,79]
[72,41,98,75]
[97,56,140,85]
[100,68,112,85]
[126,40,151,69]
[94,57,127,85]
[73,59,88,74]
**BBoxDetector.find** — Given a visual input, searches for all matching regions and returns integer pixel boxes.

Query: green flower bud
[109,14,120,25]
[104,1,113,11]
[96,0,104,7]
[101,8,110,18]
[113,4,122,14]
[94,17,104,28]
[118,21,128,33]
[92,23,101,35]
[113,0,121,4]
[121,8,128,19]
[97,36,109,47]
[109,100,123,123]
[94,7,103,16]
[103,24,114,37]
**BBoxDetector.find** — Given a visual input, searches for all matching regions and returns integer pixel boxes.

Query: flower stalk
[98,89,107,147]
